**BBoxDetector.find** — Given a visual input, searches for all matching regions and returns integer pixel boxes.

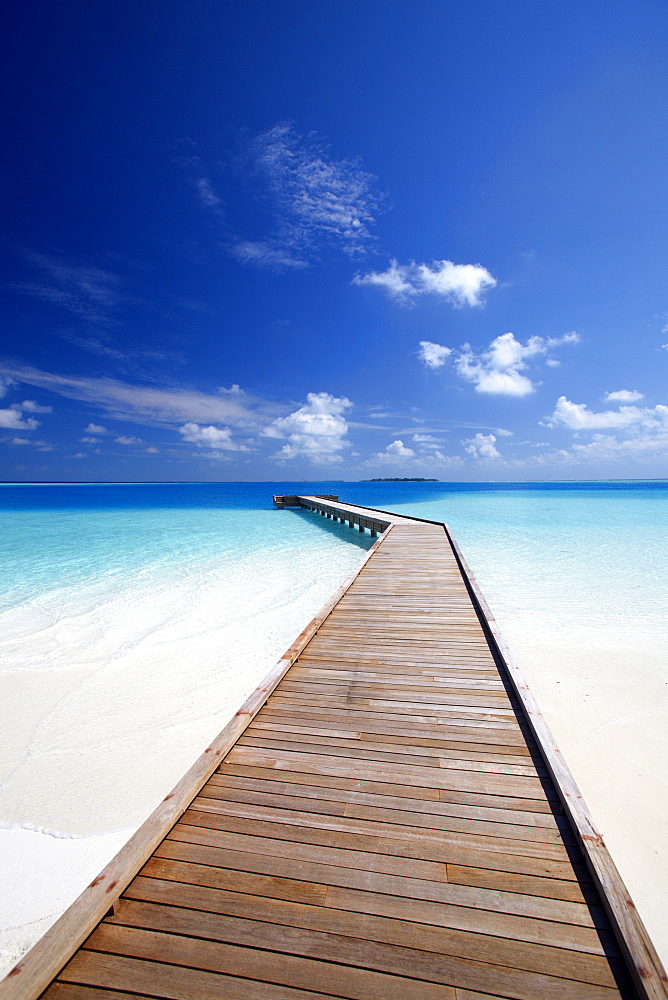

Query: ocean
[1,480,667,973]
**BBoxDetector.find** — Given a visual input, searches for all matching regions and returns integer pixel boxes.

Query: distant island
[362,477,439,482]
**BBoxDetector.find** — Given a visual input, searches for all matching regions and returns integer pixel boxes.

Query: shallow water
[1,480,666,973]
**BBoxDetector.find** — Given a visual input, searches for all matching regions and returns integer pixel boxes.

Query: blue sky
[2,0,667,481]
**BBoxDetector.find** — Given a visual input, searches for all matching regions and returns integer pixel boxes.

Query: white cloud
[115,435,144,445]
[18,399,52,413]
[546,396,668,430]
[0,408,39,430]
[178,422,248,451]
[232,241,309,271]
[418,341,452,370]
[195,177,222,209]
[570,431,668,461]
[146,447,159,454]
[3,366,265,431]
[369,439,416,465]
[603,389,644,403]
[80,436,100,444]
[453,331,579,396]
[84,423,108,435]
[463,433,501,459]
[263,392,352,464]
[228,123,381,268]
[7,437,51,450]
[354,258,496,307]
[368,437,462,468]
[540,395,668,466]
[0,376,15,398]
[15,252,125,324]
[385,439,415,458]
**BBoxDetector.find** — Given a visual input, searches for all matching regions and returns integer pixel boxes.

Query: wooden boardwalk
[3,498,666,1000]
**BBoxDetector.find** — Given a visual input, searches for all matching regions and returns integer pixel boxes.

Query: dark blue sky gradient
[2,1,667,480]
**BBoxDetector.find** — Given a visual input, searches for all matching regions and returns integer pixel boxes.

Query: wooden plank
[218,761,561,814]
[155,838,599,910]
[109,890,625,988]
[237,733,548,775]
[43,987,143,1000]
[223,745,550,800]
[138,857,609,945]
[87,912,625,1000]
[249,720,535,756]
[77,925,458,1000]
[208,771,566,828]
[190,797,573,864]
[57,950,355,1000]
[172,815,585,882]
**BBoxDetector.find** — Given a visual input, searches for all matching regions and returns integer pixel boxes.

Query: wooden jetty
[3,496,666,1000]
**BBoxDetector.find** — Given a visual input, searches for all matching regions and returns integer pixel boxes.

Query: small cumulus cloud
[546,396,668,431]
[463,433,501,459]
[603,389,644,403]
[146,446,159,454]
[263,392,352,464]
[420,331,580,397]
[19,399,52,413]
[541,394,668,466]
[369,439,416,464]
[354,259,496,307]
[368,436,461,468]
[115,435,144,445]
[217,384,245,396]
[178,422,248,450]
[84,423,108,435]
[0,407,40,430]
[418,341,452,370]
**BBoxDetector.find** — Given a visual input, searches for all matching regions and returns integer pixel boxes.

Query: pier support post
[359,523,365,532]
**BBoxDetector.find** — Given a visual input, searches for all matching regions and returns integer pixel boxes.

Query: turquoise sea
[0,480,667,972]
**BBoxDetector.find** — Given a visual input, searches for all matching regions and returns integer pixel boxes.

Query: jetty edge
[1,495,664,1000]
